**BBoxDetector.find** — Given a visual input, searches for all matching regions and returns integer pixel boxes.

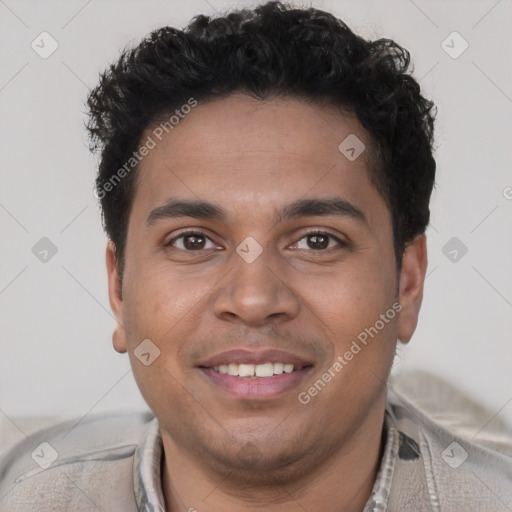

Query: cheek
[301,258,399,386]
[305,270,398,406]
[121,261,219,378]
[123,260,198,337]
[121,267,195,413]
[306,261,395,329]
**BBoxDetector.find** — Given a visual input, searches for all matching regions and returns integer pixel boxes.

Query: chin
[193,430,320,486]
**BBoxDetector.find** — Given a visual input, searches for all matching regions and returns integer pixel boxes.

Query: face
[107,93,426,483]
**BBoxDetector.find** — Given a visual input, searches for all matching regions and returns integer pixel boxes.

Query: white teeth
[238,364,255,377]
[227,363,239,376]
[273,362,284,375]
[255,362,274,377]
[211,362,301,377]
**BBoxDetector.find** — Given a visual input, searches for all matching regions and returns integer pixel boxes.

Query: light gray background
[1,0,511,449]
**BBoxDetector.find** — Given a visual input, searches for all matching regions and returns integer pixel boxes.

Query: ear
[397,234,428,343]
[106,241,127,353]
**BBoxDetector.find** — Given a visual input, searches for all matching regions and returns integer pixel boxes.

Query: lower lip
[200,367,312,400]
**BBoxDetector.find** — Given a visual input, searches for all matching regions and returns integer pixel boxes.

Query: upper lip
[198,349,313,368]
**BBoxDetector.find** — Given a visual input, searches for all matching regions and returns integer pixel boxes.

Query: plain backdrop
[1,0,511,449]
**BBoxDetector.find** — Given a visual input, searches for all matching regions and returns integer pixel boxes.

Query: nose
[213,249,300,327]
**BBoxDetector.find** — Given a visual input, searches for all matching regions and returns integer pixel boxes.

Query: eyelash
[166,229,348,251]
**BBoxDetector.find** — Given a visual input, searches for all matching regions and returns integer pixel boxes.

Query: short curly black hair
[86,0,436,278]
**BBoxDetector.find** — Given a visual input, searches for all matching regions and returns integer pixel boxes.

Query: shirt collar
[133,417,165,512]
[363,414,400,511]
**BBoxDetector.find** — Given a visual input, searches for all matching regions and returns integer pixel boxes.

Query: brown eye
[307,234,330,249]
[183,234,206,249]
[294,232,343,251]
[168,232,217,250]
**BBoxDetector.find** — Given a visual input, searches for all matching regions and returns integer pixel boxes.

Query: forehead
[131,93,386,226]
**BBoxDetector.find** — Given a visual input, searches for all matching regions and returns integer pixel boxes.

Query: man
[1,1,511,510]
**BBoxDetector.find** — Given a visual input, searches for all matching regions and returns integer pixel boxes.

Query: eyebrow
[147,199,227,225]
[146,197,367,226]
[278,197,367,225]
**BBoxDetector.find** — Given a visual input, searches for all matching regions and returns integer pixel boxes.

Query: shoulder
[0,411,155,512]
[388,374,512,509]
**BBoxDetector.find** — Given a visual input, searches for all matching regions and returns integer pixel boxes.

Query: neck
[160,404,386,512]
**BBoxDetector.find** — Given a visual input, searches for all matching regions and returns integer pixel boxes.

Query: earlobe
[397,234,428,343]
[106,241,128,353]
[112,323,128,354]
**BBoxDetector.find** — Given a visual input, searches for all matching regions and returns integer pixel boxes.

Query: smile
[200,364,313,399]
[197,348,314,399]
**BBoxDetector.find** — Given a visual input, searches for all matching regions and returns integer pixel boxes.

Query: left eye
[293,233,343,250]
[169,233,217,250]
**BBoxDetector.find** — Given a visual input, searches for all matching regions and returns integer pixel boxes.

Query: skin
[106,93,427,512]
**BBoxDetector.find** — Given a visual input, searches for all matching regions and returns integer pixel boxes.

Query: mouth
[208,362,306,377]
[197,349,314,400]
